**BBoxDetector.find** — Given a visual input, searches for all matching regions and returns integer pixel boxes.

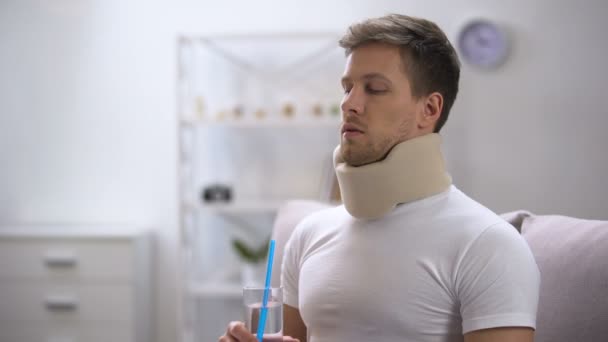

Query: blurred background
[1,0,607,341]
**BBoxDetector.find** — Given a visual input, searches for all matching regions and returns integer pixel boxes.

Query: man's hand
[218,321,300,342]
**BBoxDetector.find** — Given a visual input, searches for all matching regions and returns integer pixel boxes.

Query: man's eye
[366,86,386,94]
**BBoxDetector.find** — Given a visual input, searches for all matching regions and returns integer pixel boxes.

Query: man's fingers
[226,321,240,336]
[227,321,257,342]
[222,321,295,342]
[218,321,245,342]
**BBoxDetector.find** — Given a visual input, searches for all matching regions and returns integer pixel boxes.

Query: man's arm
[284,304,307,342]
[464,327,534,342]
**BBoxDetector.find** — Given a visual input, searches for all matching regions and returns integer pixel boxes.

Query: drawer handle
[44,295,79,311]
[44,252,77,267]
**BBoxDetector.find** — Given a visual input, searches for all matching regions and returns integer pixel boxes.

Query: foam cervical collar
[334,133,452,220]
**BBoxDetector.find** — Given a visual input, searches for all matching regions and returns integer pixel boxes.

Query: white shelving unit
[188,199,285,214]
[189,282,243,298]
[180,117,341,128]
[177,33,344,342]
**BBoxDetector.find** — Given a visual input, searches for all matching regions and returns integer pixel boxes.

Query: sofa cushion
[500,210,533,233]
[520,215,608,342]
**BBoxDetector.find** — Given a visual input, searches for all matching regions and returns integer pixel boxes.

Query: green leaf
[231,238,271,263]
[232,239,258,262]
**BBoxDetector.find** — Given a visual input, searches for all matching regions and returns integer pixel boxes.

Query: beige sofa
[270,201,608,342]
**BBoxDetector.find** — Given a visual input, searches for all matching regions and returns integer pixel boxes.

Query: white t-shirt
[281,186,540,342]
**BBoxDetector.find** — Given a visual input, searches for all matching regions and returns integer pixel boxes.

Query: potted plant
[232,238,269,287]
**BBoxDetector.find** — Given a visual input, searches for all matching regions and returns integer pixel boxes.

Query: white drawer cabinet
[0,225,151,342]
[0,321,133,342]
[0,282,133,321]
[0,240,133,279]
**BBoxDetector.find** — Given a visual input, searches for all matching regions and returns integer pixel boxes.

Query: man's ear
[417,92,443,131]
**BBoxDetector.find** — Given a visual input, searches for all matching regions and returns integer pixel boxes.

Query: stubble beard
[340,115,413,167]
[340,137,393,167]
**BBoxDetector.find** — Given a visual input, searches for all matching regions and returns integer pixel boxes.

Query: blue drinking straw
[256,239,276,342]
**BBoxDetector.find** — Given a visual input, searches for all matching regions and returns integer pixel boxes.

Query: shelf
[179,117,341,128]
[189,282,243,298]
[185,200,285,214]
[178,32,346,342]
[184,199,340,214]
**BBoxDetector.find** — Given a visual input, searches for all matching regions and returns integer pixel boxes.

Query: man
[220,14,539,342]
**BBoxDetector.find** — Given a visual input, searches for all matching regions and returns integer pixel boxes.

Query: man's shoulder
[448,186,504,220]
[284,205,348,259]
[294,205,349,237]
[425,186,517,241]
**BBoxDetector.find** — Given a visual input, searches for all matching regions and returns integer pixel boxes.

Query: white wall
[1,0,607,341]
[0,1,179,341]
[447,0,608,219]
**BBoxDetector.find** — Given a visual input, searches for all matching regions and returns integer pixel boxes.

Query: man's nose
[340,87,364,116]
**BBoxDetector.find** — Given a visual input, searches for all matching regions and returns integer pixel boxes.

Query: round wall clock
[457,19,509,69]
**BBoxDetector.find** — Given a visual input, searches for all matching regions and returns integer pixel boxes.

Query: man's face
[340,42,424,166]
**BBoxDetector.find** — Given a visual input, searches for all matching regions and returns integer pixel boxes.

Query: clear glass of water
[243,286,283,341]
